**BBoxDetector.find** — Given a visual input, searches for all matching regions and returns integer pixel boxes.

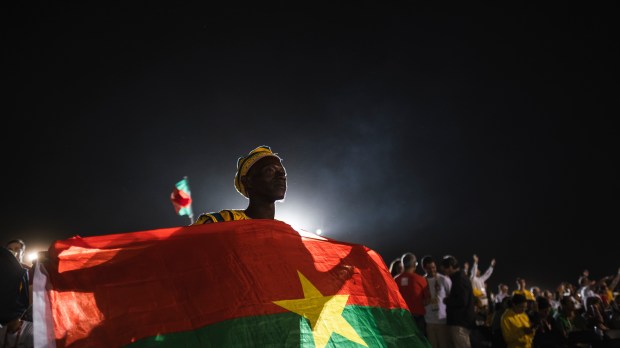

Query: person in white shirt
[577,270,597,309]
[470,254,495,308]
[495,283,510,305]
[421,255,452,348]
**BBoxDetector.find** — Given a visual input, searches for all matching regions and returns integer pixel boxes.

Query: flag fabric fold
[170,177,193,219]
[35,220,430,348]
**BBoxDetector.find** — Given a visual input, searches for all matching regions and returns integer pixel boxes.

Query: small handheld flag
[171,177,194,223]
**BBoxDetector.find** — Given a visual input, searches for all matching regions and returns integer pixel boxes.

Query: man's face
[245,157,287,201]
[7,242,24,263]
[423,262,437,277]
[501,285,509,293]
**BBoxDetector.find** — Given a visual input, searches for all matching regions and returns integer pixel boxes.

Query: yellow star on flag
[273,271,368,348]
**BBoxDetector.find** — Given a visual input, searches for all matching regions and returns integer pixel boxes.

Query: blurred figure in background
[577,269,596,309]
[552,295,576,345]
[395,252,429,337]
[1,244,33,347]
[513,277,535,301]
[442,255,475,348]
[5,239,33,311]
[389,257,403,278]
[501,294,534,348]
[530,296,562,347]
[470,254,495,309]
[529,286,541,299]
[422,255,452,348]
[496,283,510,305]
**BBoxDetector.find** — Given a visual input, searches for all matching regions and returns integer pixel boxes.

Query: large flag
[34,220,430,348]
[170,177,193,220]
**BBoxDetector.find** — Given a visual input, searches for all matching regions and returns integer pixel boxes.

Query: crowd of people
[389,253,620,347]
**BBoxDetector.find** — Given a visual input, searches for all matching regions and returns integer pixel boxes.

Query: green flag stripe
[177,206,192,216]
[175,179,190,194]
[126,306,430,348]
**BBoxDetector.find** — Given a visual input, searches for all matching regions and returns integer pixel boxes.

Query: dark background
[2,2,618,293]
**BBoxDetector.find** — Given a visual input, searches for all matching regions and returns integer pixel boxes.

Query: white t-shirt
[424,273,452,324]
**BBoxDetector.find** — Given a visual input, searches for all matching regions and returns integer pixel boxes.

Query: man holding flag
[34,145,431,347]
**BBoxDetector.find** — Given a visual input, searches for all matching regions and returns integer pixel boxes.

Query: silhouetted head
[441,255,459,276]
[235,146,286,202]
[511,294,527,313]
[559,296,576,314]
[5,239,25,263]
[401,252,418,271]
[537,296,551,316]
[389,258,403,277]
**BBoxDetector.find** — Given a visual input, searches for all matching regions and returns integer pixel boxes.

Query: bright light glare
[277,208,319,235]
[315,229,322,235]
[28,252,38,263]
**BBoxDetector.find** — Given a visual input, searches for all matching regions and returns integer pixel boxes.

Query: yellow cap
[234,146,281,198]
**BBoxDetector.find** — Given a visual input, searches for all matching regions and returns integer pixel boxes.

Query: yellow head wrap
[234,145,281,198]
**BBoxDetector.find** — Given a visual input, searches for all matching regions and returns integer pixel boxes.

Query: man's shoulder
[395,272,425,282]
[193,210,248,224]
[412,273,426,281]
[437,273,451,282]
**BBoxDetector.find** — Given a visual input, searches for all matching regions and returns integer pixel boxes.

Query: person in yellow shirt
[501,294,535,348]
[512,277,536,301]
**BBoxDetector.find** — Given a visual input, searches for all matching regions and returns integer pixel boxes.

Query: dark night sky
[2,2,618,293]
